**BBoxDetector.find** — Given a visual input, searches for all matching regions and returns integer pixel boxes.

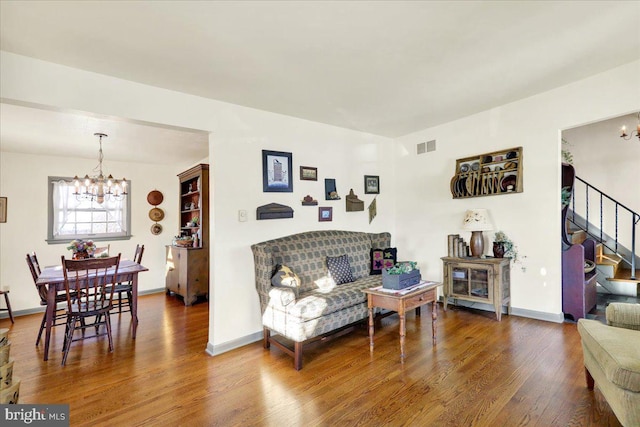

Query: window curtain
[104,195,127,233]
[52,180,73,238]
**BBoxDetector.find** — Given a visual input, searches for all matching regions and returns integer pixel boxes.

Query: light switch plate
[238,209,247,222]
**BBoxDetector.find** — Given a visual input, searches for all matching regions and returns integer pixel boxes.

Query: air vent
[417,140,436,155]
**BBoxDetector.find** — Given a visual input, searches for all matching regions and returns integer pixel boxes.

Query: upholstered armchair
[577,303,640,426]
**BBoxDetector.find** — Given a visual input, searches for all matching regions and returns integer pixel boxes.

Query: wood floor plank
[0,295,623,426]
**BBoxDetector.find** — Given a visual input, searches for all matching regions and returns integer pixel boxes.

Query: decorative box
[382,268,421,290]
[256,203,294,220]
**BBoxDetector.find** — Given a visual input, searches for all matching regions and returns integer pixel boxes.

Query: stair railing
[569,176,638,280]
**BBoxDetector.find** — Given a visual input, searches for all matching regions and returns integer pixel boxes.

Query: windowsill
[46,235,132,244]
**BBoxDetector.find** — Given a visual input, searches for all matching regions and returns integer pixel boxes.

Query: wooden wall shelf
[451,147,523,199]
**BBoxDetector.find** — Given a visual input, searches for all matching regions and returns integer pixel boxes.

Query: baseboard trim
[206,331,263,356]
[442,298,564,323]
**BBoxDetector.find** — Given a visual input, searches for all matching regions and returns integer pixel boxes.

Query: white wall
[0,150,184,310]
[0,52,396,351]
[394,60,640,320]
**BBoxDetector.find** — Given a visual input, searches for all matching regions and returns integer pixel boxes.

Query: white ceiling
[0,102,209,165]
[1,1,639,162]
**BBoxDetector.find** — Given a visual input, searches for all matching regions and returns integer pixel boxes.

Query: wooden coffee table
[363,281,442,361]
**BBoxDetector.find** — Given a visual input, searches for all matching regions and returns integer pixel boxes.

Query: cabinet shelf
[166,163,209,306]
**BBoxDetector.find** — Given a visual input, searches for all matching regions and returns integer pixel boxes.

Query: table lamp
[462,209,492,257]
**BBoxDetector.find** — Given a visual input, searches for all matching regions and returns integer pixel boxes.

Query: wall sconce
[620,112,640,141]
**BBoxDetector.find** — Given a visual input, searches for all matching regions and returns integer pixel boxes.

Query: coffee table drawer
[404,289,436,310]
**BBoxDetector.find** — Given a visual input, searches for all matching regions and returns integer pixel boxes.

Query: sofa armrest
[606,303,640,331]
[268,287,297,308]
[251,242,274,296]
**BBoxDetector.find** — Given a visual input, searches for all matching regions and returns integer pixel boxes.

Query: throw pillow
[326,254,354,285]
[271,264,301,297]
[370,247,397,275]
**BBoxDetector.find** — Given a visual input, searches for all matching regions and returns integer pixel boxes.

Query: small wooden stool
[0,291,14,324]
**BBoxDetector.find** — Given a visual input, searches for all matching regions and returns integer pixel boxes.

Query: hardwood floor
[1,294,622,426]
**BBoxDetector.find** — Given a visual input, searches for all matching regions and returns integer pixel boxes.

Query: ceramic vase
[493,242,505,258]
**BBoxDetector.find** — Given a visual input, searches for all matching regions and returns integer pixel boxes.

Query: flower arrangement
[67,239,96,255]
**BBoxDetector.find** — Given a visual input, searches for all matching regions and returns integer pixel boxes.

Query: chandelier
[72,133,127,204]
[620,112,640,141]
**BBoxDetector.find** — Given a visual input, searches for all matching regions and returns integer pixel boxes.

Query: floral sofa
[251,230,391,370]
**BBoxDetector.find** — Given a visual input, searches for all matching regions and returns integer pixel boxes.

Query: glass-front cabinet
[451,265,492,301]
[442,256,511,321]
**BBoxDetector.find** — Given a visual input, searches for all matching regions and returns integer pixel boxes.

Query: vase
[73,250,89,260]
[493,242,505,258]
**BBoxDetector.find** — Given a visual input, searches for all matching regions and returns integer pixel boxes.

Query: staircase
[566,173,640,298]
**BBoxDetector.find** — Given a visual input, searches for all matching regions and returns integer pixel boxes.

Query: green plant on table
[386,261,418,275]
[494,231,526,271]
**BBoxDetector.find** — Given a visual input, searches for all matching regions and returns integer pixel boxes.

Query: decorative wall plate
[500,175,517,192]
[151,223,163,235]
[147,190,164,206]
[148,207,165,222]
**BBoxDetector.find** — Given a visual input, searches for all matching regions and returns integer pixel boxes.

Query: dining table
[35,259,149,361]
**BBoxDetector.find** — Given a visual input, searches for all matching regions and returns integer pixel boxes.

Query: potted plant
[382,261,421,290]
[190,216,199,227]
[493,231,519,261]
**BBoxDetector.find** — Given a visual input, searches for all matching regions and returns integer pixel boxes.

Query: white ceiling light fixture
[72,133,127,204]
[620,112,640,141]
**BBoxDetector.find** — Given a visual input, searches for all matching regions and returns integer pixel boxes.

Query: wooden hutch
[165,164,209,306]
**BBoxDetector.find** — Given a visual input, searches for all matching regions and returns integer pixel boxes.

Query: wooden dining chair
[27,252,68,344]
[61,254,121,366]
[110,244,144,315]
[0,290,13,323]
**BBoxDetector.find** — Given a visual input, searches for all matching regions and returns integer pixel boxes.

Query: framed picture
[0,197,5,223]
[318,206,333,222]
[364,175,380,194]
[300,166,318,181]
[262,150,293,192]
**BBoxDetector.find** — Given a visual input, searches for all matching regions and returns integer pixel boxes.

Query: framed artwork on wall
[319,206,333,222]
[0,197,6,223]
[364,175,380,194]
[262,150,293,192]
[300,166,318,181]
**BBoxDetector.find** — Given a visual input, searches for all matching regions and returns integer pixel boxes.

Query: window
[47,177,131,243]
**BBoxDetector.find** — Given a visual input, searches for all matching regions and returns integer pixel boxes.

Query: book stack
[447,234,469,258]
[0,328,19,404]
